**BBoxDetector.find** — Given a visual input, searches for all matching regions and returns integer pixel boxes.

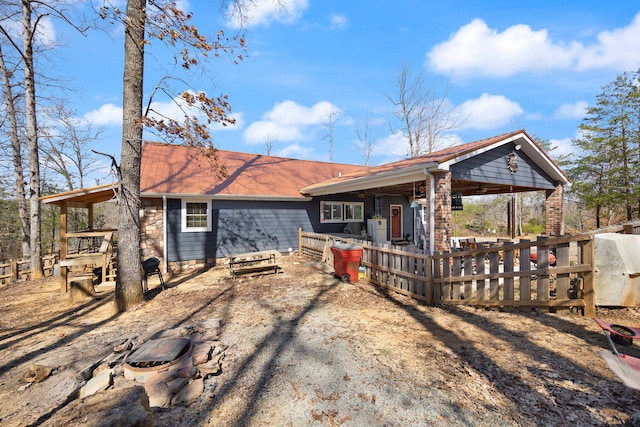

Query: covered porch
[301,130,570,254]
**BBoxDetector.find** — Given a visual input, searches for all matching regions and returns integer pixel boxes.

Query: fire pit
[124,338,192,373]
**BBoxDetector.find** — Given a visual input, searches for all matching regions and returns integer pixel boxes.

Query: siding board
[451,145,556,189]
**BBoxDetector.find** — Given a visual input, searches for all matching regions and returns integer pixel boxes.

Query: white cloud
[578,13,640,71]
[277,143,317,159]
[329,14,348,30]
[244,120,304,143]
[458,93,523,129]
[1,15,56,47]
[548,137,574,158]
[83,103,122,126]
[554,101,588,120]
[372,131,409,161]
[428,19,577,78]
[243,100,341,144]
[226,0,308,29]
[427,13,640,77]
[147,91,242,129]
[265,100,337,125]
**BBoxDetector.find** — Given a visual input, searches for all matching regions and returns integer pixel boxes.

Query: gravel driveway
[1,256,638,426]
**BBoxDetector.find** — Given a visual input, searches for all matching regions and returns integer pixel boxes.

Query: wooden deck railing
[0,254,58,285]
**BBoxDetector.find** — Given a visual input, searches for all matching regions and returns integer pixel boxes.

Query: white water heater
[367,218,387,243]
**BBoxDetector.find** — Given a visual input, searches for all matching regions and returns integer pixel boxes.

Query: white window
[182,199,212,232]
[320,201,363,223]
[344,202,363,221]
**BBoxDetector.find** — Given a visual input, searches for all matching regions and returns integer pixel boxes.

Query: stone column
[545,184,564,236]
[433,171,452,252]
[140,198,164,260]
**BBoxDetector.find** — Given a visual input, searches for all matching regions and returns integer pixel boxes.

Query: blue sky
[47,0,640,181]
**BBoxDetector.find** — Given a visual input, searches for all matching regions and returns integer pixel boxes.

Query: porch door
[390,205,402,239]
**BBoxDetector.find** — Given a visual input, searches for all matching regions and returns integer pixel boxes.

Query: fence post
[582,237,596,317]
[298,228,302,255]
[425,253,433,304]
[11,258,17,282]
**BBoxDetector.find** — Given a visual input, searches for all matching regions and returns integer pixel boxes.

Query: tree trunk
[115,0,146,311]
[22,0,42,278]
[0,45,30,258]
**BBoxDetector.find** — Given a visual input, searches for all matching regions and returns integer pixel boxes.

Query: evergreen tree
[570,70,640,226]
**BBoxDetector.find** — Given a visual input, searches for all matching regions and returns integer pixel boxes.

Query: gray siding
[451,145,557,190]
[166,195,375,262]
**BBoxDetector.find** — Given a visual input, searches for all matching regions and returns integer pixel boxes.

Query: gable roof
[300,130,571,196]
[140,142,368,200]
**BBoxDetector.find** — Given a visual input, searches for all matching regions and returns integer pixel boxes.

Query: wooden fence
[298,229,595,316]
[0,254,58,285]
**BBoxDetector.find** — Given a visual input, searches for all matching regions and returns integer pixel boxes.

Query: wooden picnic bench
[229,250,281,278]
[59,231,115,293]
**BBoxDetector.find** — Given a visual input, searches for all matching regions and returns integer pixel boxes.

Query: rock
[103,351,127,368]
[191,331,220,343]
[42,385,153,427]
[144,380,173,409]
[166,376,190,393]
[79,369,113,399]
[192,343,213,365]
[157,328,184,339]
[200,318,224,329]
[114,338,133,353]
[77,361,100,381]
[172,377,204,406]
[22,365,52,383]
[198,359,222,377]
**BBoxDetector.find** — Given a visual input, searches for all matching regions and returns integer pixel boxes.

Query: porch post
[60,202,68,293]
[545,183,564,236]
[432,171,452,252]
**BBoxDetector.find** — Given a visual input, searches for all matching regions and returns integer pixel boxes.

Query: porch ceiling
[343,180,544,198]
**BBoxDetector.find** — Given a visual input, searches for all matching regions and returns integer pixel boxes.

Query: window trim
[181,199,212,232]
[320,201,364,223]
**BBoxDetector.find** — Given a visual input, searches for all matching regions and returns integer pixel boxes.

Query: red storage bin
[330,244,363,283]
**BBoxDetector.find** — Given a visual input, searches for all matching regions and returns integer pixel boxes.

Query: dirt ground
[1,255,640,426]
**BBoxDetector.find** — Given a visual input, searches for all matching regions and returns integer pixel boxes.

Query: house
[43,129,571,273]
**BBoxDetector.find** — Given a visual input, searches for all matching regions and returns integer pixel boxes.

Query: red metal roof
[140,142,368,198]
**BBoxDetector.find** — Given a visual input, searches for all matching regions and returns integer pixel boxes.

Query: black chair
[142,257,165,292]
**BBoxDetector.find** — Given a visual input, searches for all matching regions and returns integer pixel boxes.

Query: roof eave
[141,192,312,202]
[439,131,571,186]
[301,162,439,196]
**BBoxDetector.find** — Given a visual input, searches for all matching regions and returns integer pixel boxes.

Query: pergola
[41,183,119,293]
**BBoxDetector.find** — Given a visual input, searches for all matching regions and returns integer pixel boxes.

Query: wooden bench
[229,250,281,278]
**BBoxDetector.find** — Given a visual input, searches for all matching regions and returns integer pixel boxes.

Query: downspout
[163,195,167,274]
[423,168,435,255]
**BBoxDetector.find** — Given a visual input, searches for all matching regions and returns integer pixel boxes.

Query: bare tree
[355,114,377,166]
[387,63,465,157]
[323,106,339,162]
[39,104,103,190]
[101,0,249,310]
[261,134,277,156]
[0,0,89,275]
[0,43,30,258]
[20,0,43,278]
